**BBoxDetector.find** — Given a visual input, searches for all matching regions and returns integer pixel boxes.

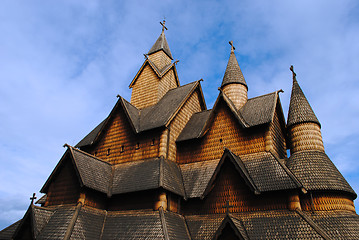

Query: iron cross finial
[229,41,235,52]
[30,193,36,204]
[222,200,234,214]
[160,19,168,32]
[290,65,297,81]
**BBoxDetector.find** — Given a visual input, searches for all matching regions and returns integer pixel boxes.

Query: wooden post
[154,191,167,211]
[288,191,301,211]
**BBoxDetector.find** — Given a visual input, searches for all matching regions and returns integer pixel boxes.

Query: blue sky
[1,0,359,229]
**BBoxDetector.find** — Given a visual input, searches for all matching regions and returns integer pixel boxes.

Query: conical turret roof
[287,67,320,128]
[221,43,247,89]
[148,30,173,60]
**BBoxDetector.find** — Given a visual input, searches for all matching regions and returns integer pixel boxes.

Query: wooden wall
[289,122,324,154]
[88,107,160,164]
[177,101,267,164]
[268,105,287,158]
[83,188,107,209]
[168,90,203,161]
[45,160,80,206]
[131,64,160,109]
[148,50,171,70]
[158,69,177,100]
[181,161,288,215]
[300,191,355,212]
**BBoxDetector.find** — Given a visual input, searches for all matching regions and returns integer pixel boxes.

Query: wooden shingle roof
[287,77,320,128]
[148,30,173,60]
[177,91,281,142]
[221,47,247,89]
[287,150,356,196]
[76,81,205,148]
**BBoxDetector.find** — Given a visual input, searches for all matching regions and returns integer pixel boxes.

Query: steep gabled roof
[112,157,185,197]
[221,46,247,89]
[287,150,356,197]
[41,146,185,197]
[41,146,112,194]
[212,214,250,240]
[287,77,320,128]
[128,58,179,88]
[12,204,54,239]
[148,30,173,59]
[177,90,281,142]
[180,149,301,199]
[76,81,205,148]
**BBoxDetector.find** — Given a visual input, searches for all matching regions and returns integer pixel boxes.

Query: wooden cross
[290,65,297,81]
[222,200,234,214]
[30,193,36,204]
[160,20,168,32]
[229,41,235,51]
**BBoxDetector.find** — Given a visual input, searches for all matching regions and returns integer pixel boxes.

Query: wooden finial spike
[160,19,168,32]
[30,193,36,204]
[290,65,297,81]
[229,41,235,52]
[222,200,234,214]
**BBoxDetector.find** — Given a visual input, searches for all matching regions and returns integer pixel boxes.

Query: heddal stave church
[1,23,359,240]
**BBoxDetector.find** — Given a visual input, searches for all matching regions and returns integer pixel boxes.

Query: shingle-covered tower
[220,41,248,109]
[129,20,179,109]
[287,66,324,154]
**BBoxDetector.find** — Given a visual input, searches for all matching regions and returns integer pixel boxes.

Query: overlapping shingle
[287,150,355,196]
[70,207,106,239]
[148,30,173,59]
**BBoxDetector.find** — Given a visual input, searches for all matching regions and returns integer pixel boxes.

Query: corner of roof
[212,213,249,240]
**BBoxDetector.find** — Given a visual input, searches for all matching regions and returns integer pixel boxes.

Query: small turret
[287,66,324,154]
[220,41,248,109]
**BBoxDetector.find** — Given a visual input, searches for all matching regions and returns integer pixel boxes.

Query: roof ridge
[295,209,332,240]
[159,207,170,240]
[247,90,278,101]
[70,146,112,166]
[63,202,83,240]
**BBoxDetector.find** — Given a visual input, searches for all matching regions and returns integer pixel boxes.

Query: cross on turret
[30,193,36,204]
[222,200,234,214]
[160,20,168,32]
[229,41,235,52]
[290,65,297,81]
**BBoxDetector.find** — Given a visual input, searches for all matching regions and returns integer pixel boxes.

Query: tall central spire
[148,20,173,60]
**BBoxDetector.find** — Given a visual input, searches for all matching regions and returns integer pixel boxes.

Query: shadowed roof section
[287,78,320,128]
[76,81,203,148]
[287,150,356,197]
[221,47,247,89]
[148,30,173,59]
[212,214,250,240]
[41,146,185,197]
[180,149,301,198]
[177,91,279,142]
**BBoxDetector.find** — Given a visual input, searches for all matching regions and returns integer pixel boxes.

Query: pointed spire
[287,65,320,128]
[148,20,173,60]
[221,41,247,89]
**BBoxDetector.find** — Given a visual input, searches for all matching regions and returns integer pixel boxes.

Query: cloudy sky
[1,0,359,229]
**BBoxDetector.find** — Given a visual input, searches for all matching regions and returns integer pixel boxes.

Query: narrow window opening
[136,142,140,149]
[107,149,111,156]
[151,138,155,146]
[120,145,124,153]
[219,138,223,143]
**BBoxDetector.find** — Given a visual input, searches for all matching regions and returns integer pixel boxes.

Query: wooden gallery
[1,23,359,239]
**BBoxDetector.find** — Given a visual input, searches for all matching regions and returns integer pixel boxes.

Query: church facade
[1,23,359,239]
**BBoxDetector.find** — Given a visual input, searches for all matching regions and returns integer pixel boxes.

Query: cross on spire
[222,200,234,214]
[160,19,167,32]
[290,65,297,81]
[30,193,36,204]
[229,41,235,52]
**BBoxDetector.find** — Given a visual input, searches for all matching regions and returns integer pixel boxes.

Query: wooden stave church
[1,24,359,239]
